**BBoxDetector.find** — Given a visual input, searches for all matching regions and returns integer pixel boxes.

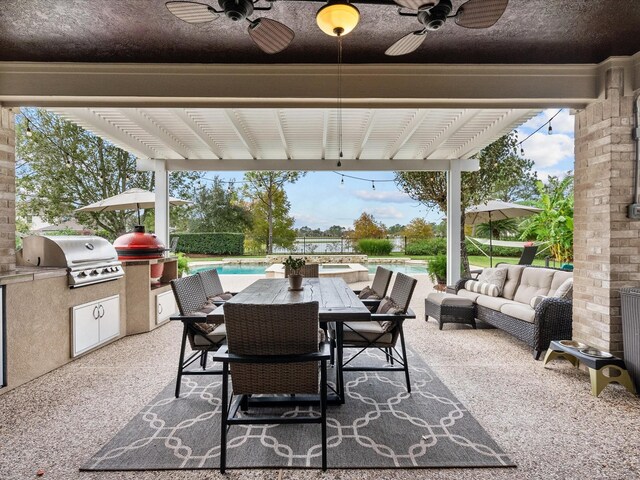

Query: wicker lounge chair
[337,272,417,392]
[213,301,330,472]
[170,274,226,397]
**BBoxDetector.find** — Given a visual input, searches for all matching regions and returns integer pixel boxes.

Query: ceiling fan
[386,0,509,56]
[165,0,295,54]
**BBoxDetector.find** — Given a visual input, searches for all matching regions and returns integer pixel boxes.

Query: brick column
[0,107,16,273]
[573,67,640,356]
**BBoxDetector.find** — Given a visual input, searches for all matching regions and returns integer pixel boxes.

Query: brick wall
[573,67,640,356]
[0,107,16,273]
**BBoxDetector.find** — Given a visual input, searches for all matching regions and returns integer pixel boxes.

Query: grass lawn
[467,255,547,268]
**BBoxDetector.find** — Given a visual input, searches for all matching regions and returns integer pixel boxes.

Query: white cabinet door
[98,295,120,342]
[1,286,5,388]
[73,302,101,356]
[72,295,120,357]
[156,290,177,325]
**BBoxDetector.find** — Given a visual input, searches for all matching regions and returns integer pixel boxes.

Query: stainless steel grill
[18,236,124,288]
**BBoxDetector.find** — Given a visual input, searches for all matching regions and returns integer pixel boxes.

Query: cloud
[352,190,413,203]
[516,132,574,168]
[520,109,574,135]
[292,212,350,229]
[369,206,405,220]
[536,168,574,183]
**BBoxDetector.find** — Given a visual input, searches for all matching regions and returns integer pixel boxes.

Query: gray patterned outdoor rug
[82,346,515,470]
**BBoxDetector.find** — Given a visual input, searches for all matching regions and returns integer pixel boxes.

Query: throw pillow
[210,292,233,302]
[358,285,381,300]
[477,267,508,295]
[376,296,404,332]
[193,321,215,335]
[554,278,573,300]
[464,280,501,297]
[529,295,547,309]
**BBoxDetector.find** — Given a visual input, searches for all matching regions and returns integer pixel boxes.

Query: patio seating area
[1,273,638,479]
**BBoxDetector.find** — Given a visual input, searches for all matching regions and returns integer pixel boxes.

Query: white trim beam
[136,157,480,172]
[3,59,635,108]
[154,160,169,247]
[223,109,259,159]
[170,109,222,159]
[321,110,329,159]
[118,108,192,159]
[422,109,482,159]
[49,107,157,159]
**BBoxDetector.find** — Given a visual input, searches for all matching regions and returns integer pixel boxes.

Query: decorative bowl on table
[579,347,614,358]
[559,340,588,349]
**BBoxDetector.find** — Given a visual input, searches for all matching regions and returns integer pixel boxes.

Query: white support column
[446,161,462,285]
[154,160,170,248]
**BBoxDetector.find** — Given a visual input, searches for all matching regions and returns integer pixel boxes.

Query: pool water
[192,263,426,275]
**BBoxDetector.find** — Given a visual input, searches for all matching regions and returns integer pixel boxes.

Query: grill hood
[18,235,124,288]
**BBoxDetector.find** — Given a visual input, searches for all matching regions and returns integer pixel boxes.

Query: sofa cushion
[477,267,508,294]
[497,264,526,300]
[553,278,573,300]
[513,268,555,304]
[475,294,521,311]
[456,289,481,302]
[529,295,548,309]
[465,280,501,297]
[500,303,536,323]
[426,292,474,307]
[549,271,573,296]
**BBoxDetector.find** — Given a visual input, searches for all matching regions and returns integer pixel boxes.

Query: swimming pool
[191,263,427,275]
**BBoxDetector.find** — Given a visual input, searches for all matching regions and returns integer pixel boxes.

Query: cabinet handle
[93,305,99,319]
[158,304,163,315]
[98,304,105,318]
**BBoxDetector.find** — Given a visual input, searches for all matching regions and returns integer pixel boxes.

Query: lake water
[191,263,427,275]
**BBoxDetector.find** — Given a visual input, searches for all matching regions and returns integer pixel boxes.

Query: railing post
[303,236,306,255]
[341,236,344,254]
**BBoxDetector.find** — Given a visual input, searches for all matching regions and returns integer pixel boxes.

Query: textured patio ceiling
[48,107,539,171]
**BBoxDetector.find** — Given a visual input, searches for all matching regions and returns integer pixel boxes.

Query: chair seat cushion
[209,292,233,302]
[342,321,393,344]
[193,323,227,346]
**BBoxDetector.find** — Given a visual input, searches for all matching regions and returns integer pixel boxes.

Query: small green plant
[283,255,306,275]
[176,252,190,277]
[427,255,447,284]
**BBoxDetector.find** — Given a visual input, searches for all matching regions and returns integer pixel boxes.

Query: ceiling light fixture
[316,1,360,168]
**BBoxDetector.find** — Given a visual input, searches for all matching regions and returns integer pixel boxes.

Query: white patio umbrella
[76,188,191,225]
[465,200,542,267]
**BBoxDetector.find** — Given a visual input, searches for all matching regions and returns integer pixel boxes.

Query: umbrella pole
[489,212,493,268]
[137,203,141,226]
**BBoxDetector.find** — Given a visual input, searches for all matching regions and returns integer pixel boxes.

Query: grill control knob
[78,271,87,278]
[90,269,99,276]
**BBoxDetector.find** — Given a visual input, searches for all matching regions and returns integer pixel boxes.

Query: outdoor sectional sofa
[454,265,573,359]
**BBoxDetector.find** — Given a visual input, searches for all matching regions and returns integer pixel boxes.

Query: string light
[341,175,344,185]
[26,126,32,137]
[516,109,562,155]
[371,181,375,190]
[332,171,395,185]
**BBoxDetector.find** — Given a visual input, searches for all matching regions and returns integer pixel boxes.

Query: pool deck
[265,263,370,283]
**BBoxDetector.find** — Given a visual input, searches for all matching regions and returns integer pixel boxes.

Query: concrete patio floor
[0,274,639,479]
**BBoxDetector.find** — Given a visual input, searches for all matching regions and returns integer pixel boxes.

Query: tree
[246,188,296,253]
[16,108,200,239]
[473,218,520,240]
[387,223,405,235]
[395,132,537,275]
[324,225,346,237]
[188,176,252,233]
[242,171,303,253]
[351,212,386,239]
[403,218,434,239]
[520,175,574,262]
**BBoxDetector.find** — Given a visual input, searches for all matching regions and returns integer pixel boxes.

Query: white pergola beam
[118,108,192,159]
[355,110,376,160]
[136,157,480,172]
[321,110,329,159]
[223,109,259,159]
[389,110,429,159]
[49,107,157,159]
[170,109,222,159]
[422,109,482,159]
[274,109,291,160]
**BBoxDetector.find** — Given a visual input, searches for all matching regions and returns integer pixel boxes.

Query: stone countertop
[120,257,178,266]
[0,266,68,285]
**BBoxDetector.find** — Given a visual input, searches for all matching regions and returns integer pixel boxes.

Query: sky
[202,109,575,230]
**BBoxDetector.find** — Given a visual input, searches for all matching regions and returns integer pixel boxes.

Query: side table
[425,292,476,330]
[544,340,637,397]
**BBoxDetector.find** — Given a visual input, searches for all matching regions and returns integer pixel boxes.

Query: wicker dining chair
[284,263,319,278]
[338,272,417,392]
[198,268,235,303]
[353,266,393,300]
[170,274,226,398]
[212,301,330,472]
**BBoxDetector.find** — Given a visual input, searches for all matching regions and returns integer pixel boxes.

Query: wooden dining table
[208,277,371,404]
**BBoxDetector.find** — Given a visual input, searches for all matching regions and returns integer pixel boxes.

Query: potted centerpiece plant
[427,254,447,291]
[283,255,306,291]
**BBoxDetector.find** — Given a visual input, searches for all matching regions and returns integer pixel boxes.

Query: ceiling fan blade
[248,18,295,54]
[455,0,508,29]
[393,0,436,10]
[385,30,427,56]
[165,1,219,23]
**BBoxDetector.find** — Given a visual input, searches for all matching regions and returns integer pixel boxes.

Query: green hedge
[357,238,393,256]
[405,238,447,256]
[171,232,244,255]
[405,237,531,258]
